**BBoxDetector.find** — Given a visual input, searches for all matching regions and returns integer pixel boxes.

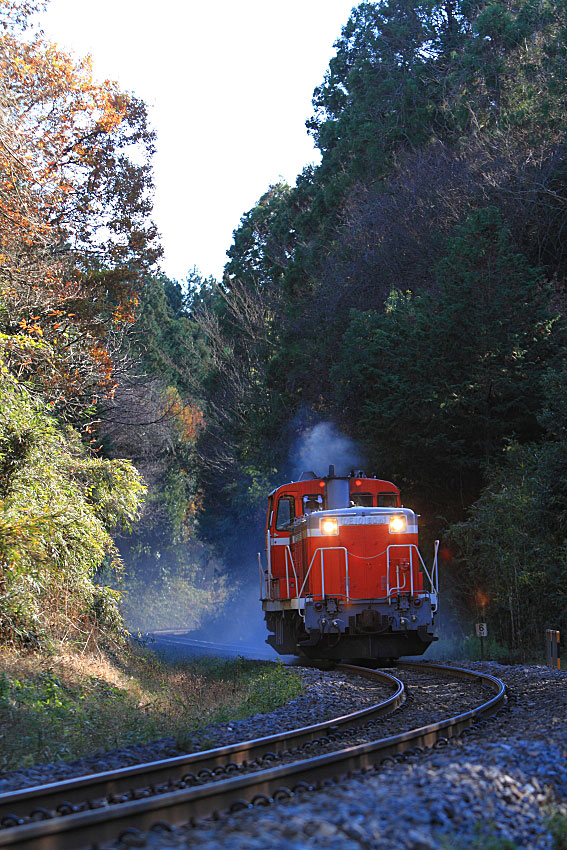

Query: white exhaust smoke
[291,422,365,480]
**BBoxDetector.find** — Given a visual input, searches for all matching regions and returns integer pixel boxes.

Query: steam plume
[291,422,365,480]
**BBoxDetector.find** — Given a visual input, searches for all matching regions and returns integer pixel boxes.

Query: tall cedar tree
[334,208,561,511]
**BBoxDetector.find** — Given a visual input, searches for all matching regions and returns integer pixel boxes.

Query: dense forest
[1,0,566,657]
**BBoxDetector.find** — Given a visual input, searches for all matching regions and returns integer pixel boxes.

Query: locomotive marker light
[321,517,339,535]
[389,515,407,533]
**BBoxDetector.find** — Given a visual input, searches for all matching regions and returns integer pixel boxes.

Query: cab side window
[276,496,295,530]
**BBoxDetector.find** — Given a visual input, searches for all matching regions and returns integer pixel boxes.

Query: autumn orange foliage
[163,386,205,443]
[0,0,161,419]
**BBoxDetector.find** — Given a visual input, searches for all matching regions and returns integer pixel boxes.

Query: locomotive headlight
[321,517,339,535]
[389,515,407,533]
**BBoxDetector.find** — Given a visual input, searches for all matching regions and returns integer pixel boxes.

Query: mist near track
[132,420,368,657]
[291,421,365,480]
[200,582,280,657]
[175,422,367,656]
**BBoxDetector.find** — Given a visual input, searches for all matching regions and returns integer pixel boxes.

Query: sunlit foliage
[0,363,145,646]
[0,1,154,646]
[0,0,160,421]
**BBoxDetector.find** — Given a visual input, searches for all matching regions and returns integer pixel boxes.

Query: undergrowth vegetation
[0,369,145,648]
[548,812,567,850]
[0,646,304,772]
[427,635,513,663]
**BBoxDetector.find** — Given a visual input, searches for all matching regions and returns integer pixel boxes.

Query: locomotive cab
[260,466,439,664]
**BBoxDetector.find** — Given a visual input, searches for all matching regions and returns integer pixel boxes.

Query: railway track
[146,632,277,661]
[0,661,506,850]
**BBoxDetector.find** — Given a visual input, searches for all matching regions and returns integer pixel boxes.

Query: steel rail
[0,663,506,850]
[0,665,403,826]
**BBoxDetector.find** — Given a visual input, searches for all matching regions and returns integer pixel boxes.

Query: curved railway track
[146,632,278,661]
[0,661,506,850]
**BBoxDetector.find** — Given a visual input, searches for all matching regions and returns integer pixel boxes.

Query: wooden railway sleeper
[149,820,174,834]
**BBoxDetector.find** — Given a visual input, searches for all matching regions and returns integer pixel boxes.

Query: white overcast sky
[39,1,356,283]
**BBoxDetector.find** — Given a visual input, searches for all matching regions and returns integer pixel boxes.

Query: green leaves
[334,208,563,506]
[0,365,146,646]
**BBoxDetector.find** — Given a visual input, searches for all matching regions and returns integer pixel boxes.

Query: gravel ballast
[2,661,567,849]
[130,663,567,850]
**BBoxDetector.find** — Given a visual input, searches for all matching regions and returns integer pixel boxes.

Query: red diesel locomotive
[260,466,439,664]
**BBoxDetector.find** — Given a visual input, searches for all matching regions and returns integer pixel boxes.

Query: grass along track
[0,662,505,850]
[0,665,403,821]
[0,646,305,774]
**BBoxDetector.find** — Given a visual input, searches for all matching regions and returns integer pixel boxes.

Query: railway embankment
[0,657,391,794]
[0,646,304,788]
[161,662,567,850]
[1,658,566,849]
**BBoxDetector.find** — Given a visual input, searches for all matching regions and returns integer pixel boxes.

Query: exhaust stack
[326,464,350,510]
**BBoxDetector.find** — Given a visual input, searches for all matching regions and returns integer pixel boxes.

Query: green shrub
[0,366,146,646]
[426,634,511,662]
[548,812,567,850]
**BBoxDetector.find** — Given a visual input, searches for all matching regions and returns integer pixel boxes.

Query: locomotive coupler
[325,597,339,614]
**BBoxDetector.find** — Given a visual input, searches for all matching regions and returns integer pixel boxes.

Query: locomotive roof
[268,476,400,498]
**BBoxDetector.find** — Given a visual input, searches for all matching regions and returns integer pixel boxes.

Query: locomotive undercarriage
[264,594,436,662]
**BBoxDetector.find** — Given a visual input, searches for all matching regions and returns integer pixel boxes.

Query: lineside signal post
[476,622,488,660]
[546,629,560,670]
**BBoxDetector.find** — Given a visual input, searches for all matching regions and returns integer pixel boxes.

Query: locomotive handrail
[390,543,415,597]
[298,547,350,600]
[268,541,439,608]
[388,572,409,596]
[284,545,299,600]
[257,552,264,599]
[259,548,278,602]
[386,543,438,611]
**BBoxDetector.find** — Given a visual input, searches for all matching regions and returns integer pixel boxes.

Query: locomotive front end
[261,467,439,664]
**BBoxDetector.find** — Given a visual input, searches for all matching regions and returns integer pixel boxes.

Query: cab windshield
[351,493,373,507]
[303,494,323,514]
[378,492,398,507]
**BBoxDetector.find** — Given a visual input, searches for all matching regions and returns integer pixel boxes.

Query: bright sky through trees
[39,0,356,283]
